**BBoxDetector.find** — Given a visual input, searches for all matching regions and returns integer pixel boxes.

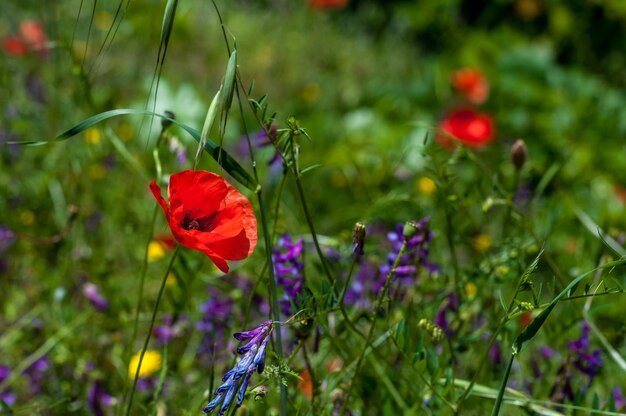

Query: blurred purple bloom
[238,125,281,168]
[434,292,458,334]
[197,287,234,357]
[344,260,378,308]
[0,226,15,253]
[0,366,15,408]
[23,356,50,394]
[87,381,115,416]
[614,387,626,411]
[153,315,186,345]
[82,282,109,311]
[25,73,46,104]
[203,321,273,415]
[550,321,603,403]
[567,321,602,378]
[273,234,304,315]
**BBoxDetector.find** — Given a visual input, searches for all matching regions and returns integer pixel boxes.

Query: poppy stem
[125,245,180,416]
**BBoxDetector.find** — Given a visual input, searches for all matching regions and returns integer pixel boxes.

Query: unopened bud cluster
[418,318,443,342]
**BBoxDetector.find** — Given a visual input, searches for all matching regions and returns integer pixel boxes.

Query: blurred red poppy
[149,170,257,273]
[3,37,29,56]
[437,108,495,149]
[3,20,48,57]
[309,0,349,10]
[451,68,489,105]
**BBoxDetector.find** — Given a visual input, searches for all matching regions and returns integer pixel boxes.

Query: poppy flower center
[180,211,218,232]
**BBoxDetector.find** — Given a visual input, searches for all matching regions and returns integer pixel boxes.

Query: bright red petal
[149,180,170,218]
[168,170,226,215]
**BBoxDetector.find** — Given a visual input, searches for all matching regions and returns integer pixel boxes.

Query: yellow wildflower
[472,234,492,252]
[128,350,162,380]
[417,177,436,195]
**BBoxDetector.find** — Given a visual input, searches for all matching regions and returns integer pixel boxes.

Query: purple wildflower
[87,381,115,416]
[168,137,186,165]
[152,315,187,345]
[434,293,458,335]
[550,321,603,403]
[23,356,50,394]
[274,234,305,315]
[0,366,16,408]
[238,125,281,168]
[82,282,109,311]
[197,288,234,357]
[0,227,15,253]
[567,321,603,378]
[614,387,626,411]
[203,321,273,415]
[378,218,438,290]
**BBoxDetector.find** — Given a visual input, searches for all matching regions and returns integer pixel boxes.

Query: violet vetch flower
[196,288,233,357]
[567,321,603,378]
[378,218,438,290]
[0,365,16,408]
[238,125,281,168]
[273,234,304,315]
[23,356,50,394]
[152,315,187,345]
[614,387,626,411]
[0,226,15,253]
[203,320,273,415]
[87,381,115,416]
[550,321,603,403]
[82,282,109,311]
[434,293,458,335]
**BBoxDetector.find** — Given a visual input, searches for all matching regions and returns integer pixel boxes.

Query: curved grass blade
[513,257,626,354]
[12,109,258,191]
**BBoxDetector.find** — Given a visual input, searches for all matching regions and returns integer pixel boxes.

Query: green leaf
[13,109,258,191]
[513,257,626,354]
[222,49,237,116]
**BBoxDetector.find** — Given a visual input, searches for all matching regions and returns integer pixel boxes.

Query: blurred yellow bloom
[148,240,166,261]
[128,350,162,380]
[85,128,102,144]
[417,177,436,195]
[473,234,492,252]
[465,282,477,299]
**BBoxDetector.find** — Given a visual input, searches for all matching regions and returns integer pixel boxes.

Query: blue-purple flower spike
[203,320,273,415]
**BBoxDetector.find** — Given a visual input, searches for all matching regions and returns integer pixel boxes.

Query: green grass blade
[513,257,626,354]
[12,109,258,191]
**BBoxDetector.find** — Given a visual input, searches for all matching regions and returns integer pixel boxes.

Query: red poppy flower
[3,36,29,56]
[3,20,48,57]
[19,20,47,53]
[437,108,495,149]
[308,0,349,10]
[149,170,257,273]
[451,68,489,105]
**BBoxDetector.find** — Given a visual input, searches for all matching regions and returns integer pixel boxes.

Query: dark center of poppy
[180,211,219,232]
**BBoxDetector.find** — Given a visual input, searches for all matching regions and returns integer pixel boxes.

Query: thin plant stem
[118,203,159,415]
[125,245,180,416]
[341,239,408,413]
[293,177,336,292]
[457,260,530,406]
[490,352,515,416]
